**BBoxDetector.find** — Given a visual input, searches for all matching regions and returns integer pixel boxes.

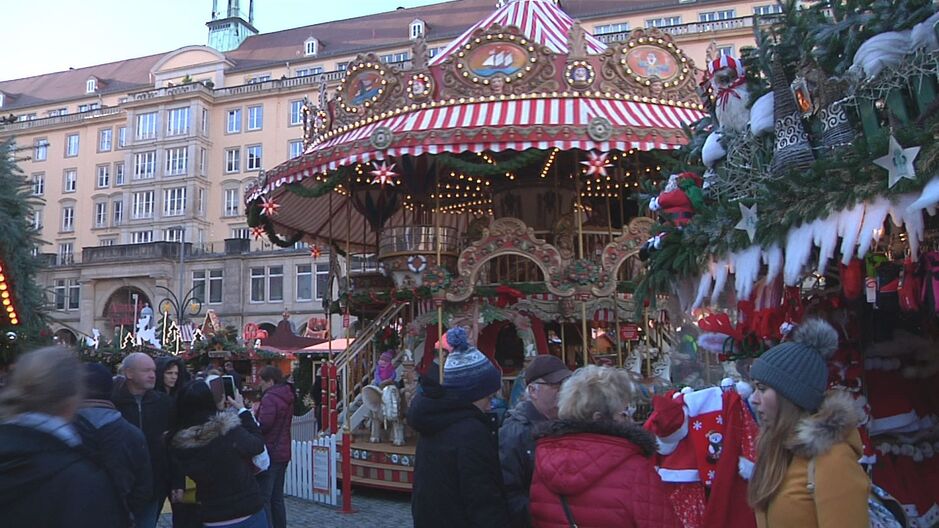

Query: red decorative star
[251,226,266,240]
[369,161,399,186]
[580,151,612,177]
[260,196,280,217]
[310,245,322,259]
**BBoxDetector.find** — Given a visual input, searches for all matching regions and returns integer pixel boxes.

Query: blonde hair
[557,365,634,421]
[0,347,84,419]
[747,395,807,510]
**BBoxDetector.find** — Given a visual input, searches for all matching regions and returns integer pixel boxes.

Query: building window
[201,108,209,135]
[65,134,79,157]
[247,105,263,131]
[289,140,303,159]
[132,191,154,219]
[231,227,250,239]
[193,269,223,304]
[86,79,97,93]
[645,16,682,28]
[98,128,112,152]
[247,75,271,84]
[250,267,266,302]
[410,19,425,39]
[134,151,156,179]
[163,187,187,216]
[115,162,126,185]
[716,45,736,57]
[289,100,304,126]
[99,238,116,246]
[31,173,44,196]
[167,107,190,136]
[95,202,108,227]
[165,147,188,176]
[246,145,262,171]
[33,139,48,161]
[296,264,313,301]
[200,148,207,175]
[753,4,783,16]
[131,230,153,244]
[268,266,283,301]
[226,108,242,133]
[96,165,110,188]
[594,22,630,35]
[53,278,80,309]
[113,200,124,225]
[31,209,42,230]
[198,188,206,214]
[296,67,323,77]
[337,62,348,71]
[68,279,80,309]
[64,169,77,192]
[118,127,127,148]
[136,112,158,140]
[57,243,74,267]
[62,206,75,232]
[304,38,318,56]
[48,108,68,117]
[225,148,241,173]
[380,52,410,64]
[54,279,66,309]
[224,188,240,216]
[699,9,735,22]
[163,227,184,242]
[315,263,329,300]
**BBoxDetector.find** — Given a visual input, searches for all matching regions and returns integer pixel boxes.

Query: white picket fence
[284,435,339,506]
[290,409,318,442]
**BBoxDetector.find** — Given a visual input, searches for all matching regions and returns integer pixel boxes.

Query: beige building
[0,0,779,344]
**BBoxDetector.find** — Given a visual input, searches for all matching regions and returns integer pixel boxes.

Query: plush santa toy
[649,172,704,227]
[709,53,750,134]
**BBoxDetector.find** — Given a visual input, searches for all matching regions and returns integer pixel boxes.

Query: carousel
[245,0,705,492]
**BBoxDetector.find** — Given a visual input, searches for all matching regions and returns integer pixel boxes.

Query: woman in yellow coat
[747,319,870,528]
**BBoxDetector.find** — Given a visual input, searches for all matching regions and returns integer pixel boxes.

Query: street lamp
[156,226,203,324]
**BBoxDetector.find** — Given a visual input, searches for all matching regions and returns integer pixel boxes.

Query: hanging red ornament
[259,196,280,217]
[310,245,322,259]
[251,226,266,240]
[369,161,399,186]
[580,151,611,177]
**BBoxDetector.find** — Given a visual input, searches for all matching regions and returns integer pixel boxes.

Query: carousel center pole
[575,162,588,367]
[326,191,335,434]
[341,180,354,514]
[435,169,445,383]
[607,187,623,368]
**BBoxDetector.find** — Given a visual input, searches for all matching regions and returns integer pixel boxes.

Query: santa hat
[707,52,745,79]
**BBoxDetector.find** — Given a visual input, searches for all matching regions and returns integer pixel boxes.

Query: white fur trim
[869,411,920,435]
[656,468,701,483]
[656,414,689,456]
[683,386,723,416]
[738,457,755,480]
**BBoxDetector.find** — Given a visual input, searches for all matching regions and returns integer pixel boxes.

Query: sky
[0,0,443,82]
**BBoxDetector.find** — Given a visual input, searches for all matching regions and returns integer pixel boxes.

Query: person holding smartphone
[169,379,270,528]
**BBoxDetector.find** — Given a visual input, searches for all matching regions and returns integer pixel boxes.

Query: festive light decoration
[310,245,322,259]
[580,150,612,177]
[0,263,16,326]
[874,135,920,188]
[259,196,281,217]
[251,226,266,240]
[369,161,399,186]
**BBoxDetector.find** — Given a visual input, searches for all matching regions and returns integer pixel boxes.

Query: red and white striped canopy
[429,0,606,67]
[249,96,704,201]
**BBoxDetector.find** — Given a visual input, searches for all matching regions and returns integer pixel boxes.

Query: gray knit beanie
[749,319,838,412]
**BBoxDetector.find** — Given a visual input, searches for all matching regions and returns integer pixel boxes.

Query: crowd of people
[409,324,874,528]
[0,350,294,528]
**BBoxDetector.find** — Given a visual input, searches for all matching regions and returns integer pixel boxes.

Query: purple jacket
[257,383,295,463]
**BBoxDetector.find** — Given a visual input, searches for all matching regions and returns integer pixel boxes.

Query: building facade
[0,0,780,343]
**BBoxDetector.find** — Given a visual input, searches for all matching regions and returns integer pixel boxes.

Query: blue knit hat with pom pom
[442,327,502,403]
[750,319,838,412]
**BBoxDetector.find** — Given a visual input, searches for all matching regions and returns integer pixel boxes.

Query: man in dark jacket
[0,347,127,528]
[408,327,510,528]
[77,363,153,517]
[499,354,572,527]
[112,352,179,528]
[256,365,295,528]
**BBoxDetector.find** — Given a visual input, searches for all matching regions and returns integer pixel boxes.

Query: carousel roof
[429,0,607,66]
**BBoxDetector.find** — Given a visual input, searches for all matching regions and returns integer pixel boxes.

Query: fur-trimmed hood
[171,411,242,450]
[534,419,657,457]
[788,390,864,458]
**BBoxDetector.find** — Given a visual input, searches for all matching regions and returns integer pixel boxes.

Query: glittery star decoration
[369,161,399,186]
[735,202,758,243]
[259,196,280,217]
[874,135,920,188]
[310,245,322,259]
[251,226,266,241]
[580,151,612,177]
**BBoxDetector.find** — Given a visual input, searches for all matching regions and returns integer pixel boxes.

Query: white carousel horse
[362,383,406,446]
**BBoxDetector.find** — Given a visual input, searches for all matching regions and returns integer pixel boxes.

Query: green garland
[436,149,546,177]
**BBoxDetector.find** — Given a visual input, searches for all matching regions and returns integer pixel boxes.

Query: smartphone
[222,375,237,400]
[208,376,225,405]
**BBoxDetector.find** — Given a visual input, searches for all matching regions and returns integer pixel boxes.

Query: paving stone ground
[157,488,413,527]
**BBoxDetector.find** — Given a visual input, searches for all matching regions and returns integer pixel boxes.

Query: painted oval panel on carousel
[342,67,386,109]
[467,42,529,78]
[624,45,680,81]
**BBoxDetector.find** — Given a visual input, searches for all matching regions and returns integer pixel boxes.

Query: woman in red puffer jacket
[529,365,679,528]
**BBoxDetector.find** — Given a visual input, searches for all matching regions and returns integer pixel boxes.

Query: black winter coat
[0,421,127,528]
[75,400,153,512]
[499,400,548,528]
[112,385,178,497]
[170,410,266,523]
[408,390,511,528]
